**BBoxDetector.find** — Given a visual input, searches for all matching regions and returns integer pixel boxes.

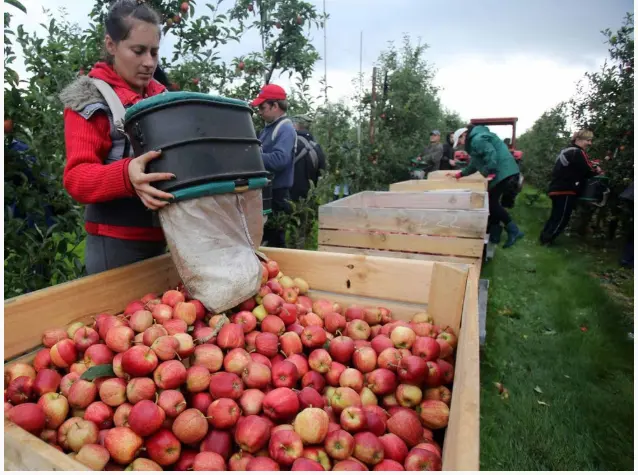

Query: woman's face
[575,137,593,150]
[106,19,160,93]
[458,132,467,146]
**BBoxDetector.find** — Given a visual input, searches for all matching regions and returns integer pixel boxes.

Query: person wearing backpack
[60,0,174,275]
[250,84,297,248]
[449,124,524,248]
[290,115,326,201]
[539,129,599,245]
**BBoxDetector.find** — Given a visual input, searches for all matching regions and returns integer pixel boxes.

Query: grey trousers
[85,234,166,276]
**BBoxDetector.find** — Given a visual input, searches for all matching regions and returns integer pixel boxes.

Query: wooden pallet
[319,191,489,272]
[4,249,480,471]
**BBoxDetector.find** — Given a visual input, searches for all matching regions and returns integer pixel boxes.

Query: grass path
[479,188,634,470]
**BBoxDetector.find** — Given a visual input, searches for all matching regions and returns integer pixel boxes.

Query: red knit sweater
[63,63,166,241]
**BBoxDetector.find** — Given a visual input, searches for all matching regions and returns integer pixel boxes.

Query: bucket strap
[91,78,126,134]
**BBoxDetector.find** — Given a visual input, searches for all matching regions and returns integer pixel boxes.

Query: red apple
[121,345,158,377]
[142,324,168,346]
[153,390,184,419]
[263,293,285,315]
[207,397,240,429]
[192,343,224,372]
[171,408,208,444]
[37,392,69,429]
[32,369,60,397]
[113,403,133,427]
[210,371,244,399]
[417,400,449,429]
[345,319,371,341]
[232,311,257,333]
[42,328,68,348]
[229,451,254,471]
[279,332,303,357]
[74,327,100,353]
[414,442,442,458]
[98,378,127,407]
[256,332,279,358]
[192,451,226,471]
[374,459,404,471]
[189,391,212,415]
[353,431,384,465]
[353,346,378,373]
[246,456,280,471]
[153,360,187,390]
[360,387,378,406]
[325,361,346,386]
[128,400,165,437]
[328,336,355,364]
[150,335,179,361]
[242,362,271,390]
[50,338,78,368]
[58,417,99,452]
[303,446,332,470]
[292,457,325,471]
[423,386,452,406]
[265,260,280,279]
[200,429,233,460]
[301,371,326,393]
[271,360,299,388]
[298,386,325,410]
[217,323,245,350]
[363,307,383,325]
[174,450,198,471]
[293,407,330,445]
[366,368,398,395]
[301,325,327,349]
[85,401,114,430]
[397,355,427,385]
[59,372,80,398]
[391,326,416,349]
[262,315,286,336]
[329,387,361,414]
[437,327,458,348]
[8,402,46,435]
[252,352,273,368]
[286,354,309,378]
[379,432,409,463]
[235,415,271,453]
[404,447,442,471]
[423,361,442,387]
[332,459,365,470]
[239,388,265,415]
[340,405,367,432]
[363,407,387,436]
[339,368,364,392]
[33,349,53,373]
[436,359,454,385]
[263,387,299,421]
[325,429,355,461]
[269,429,304,465]
[387,409,422,447]
[68,379,97,409]
[145,428,182,466]
[308,349,332,374]
[411,337,440,361]
[76,443,111,470]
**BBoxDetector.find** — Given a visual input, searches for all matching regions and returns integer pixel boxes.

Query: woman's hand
[127,150,175,210]
[446,171,462,180]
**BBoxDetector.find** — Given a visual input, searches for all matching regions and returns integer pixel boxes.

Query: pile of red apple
[5,259,457,471]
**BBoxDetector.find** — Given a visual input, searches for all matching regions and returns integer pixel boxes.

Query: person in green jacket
[449,124,524,248]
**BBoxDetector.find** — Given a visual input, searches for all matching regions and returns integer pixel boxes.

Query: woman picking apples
[60,0,174,274]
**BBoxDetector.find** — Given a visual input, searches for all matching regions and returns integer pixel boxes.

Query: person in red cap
[251,84,297,248]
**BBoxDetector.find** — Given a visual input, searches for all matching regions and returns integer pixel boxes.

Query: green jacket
[460,126,520,189]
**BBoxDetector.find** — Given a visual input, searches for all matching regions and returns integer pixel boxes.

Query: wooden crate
[390,177,487,193]
[426,171,486,182]
[4,249,479,471]
[319,191,489,268]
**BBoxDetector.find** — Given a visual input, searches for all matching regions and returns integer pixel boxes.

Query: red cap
[250,84,287,107]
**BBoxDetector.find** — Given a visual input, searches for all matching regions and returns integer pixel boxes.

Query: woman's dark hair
[104,0,161,64]
[446,131,454,145]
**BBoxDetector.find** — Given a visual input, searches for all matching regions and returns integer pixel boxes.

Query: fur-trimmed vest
[60,76,161,232]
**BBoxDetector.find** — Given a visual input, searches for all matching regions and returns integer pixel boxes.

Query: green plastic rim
[125,91,250,123]
[170,177,269,203]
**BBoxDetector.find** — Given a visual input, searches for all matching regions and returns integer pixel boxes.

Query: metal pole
[323,0,328,104]
[370,66,377,145]
[357,31,362,162]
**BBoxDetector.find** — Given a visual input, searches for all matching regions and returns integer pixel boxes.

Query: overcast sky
[14,0,634,138]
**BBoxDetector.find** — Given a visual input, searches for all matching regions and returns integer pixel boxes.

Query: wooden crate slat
[4,419,89,471]
[260,248,435,305]
[318,229,485,259]
[441,265,480,471]
[4,254,181,361]
[318,245,478,265]
[319,205,488,239]
[357,191,486,210]
[389,179,487,192]
[427,170,486,182]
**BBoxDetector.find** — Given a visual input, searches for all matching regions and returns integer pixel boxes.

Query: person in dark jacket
[450,124,524,248]
[439,131,457,171]
[289,115,326,201]
[539,130,598,245]
[251,84,296,248]
[60,0,172,275]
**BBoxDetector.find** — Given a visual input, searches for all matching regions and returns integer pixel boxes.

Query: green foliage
[519,14,633,239]
[516,103,571,189]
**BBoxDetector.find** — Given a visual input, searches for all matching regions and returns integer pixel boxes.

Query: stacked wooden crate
[318,190,489,270]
